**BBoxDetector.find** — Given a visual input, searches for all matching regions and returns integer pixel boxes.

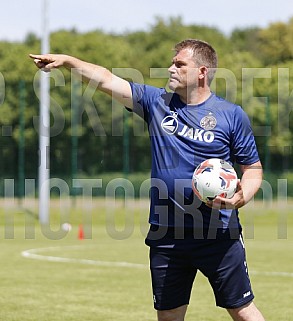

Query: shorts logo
[243,291,251,298]
[200,114,217,130]
[161,112,178,135]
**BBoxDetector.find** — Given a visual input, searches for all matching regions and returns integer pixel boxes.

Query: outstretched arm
[29,53,133,109]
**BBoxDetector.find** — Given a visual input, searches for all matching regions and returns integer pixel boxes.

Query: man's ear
[198,66,208,79]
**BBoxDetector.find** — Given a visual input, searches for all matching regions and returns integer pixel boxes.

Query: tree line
[0,16,293,187]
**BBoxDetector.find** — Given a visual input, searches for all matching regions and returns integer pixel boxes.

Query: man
[30,39,265,321]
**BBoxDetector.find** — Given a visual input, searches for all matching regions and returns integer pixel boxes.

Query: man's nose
[168,64,175,73]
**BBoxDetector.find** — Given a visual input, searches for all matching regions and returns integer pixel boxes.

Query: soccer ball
[192,158,238,203]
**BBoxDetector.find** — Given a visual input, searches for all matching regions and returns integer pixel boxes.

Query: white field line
[21,246,293,277]
[21,246,148,269]
[250,270,293,278]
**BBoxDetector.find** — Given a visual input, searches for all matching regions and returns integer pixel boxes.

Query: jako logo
[161,113,178,135]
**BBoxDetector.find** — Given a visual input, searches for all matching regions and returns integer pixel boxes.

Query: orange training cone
[78,224,84,240]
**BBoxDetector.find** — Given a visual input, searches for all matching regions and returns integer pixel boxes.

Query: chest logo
[161,112,178,135]
[200,114,217,130]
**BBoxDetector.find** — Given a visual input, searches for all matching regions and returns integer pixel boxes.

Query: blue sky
[1,0,293,41]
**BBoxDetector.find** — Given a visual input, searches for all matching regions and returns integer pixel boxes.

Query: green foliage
[257,19,293,65]
[230,27,262,53]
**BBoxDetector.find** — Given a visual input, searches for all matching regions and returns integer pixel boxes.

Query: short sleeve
[231,106,260,165]
[128,82,166,121]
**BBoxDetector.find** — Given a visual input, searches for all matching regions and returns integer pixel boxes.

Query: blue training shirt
[129,83,260,234]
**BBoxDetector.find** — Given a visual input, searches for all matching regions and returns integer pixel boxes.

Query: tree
[257,20,293,65]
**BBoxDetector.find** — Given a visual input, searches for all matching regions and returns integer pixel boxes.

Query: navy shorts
[145,226,254,310]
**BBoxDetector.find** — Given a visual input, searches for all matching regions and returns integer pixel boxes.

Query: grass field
[0,197,293,321]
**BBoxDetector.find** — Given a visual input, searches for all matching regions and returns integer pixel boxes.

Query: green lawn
[0,198,292,321]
